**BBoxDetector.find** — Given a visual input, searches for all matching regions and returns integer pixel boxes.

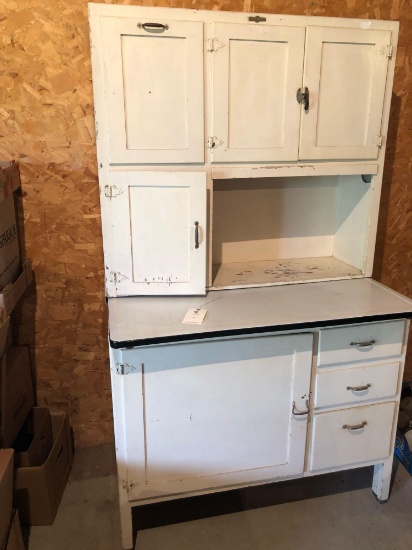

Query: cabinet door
[211,23,305,163]
[121,333,313,501]
[108,171,207,296]
[99,17,204,164]
[299,27,391,160]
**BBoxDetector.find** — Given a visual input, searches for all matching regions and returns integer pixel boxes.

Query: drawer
[317,320,405,367]
[314,361,401,408]
[309,402,396,471]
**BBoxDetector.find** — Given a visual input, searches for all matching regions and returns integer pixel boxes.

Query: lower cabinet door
[309,402,396,471]
[122,333,313,501]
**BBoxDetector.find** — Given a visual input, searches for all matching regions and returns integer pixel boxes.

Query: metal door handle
[343,421,367,430]
[194,221,199,249]
[346,384,371,392]
[296,87,309,111]
[292,400,310,416]
[138,22,169,32]
[350,339,376,348]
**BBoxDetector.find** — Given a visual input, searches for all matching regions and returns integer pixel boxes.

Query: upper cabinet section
[300,27,392,160]
[211,23,305,163]
[98,16,204,164]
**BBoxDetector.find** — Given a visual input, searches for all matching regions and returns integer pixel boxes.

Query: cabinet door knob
[346,383,371,392]
[342,421,367,430]
[350,339,376,348]
[194,221,200,249]
[296,87,309,111]
[292,400,310,416]
[138,22,169,32]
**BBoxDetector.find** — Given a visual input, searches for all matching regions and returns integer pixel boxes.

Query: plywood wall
[1,0,411,447]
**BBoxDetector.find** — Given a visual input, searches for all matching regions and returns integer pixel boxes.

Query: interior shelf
[211,256,362,290]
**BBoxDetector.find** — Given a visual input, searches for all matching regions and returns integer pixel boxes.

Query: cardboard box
[5,511,24,550]
[14,408,53,468]
[0,260,33,323]
[0,347,34,448]
[0,317,11,360]
[14,412,73,526]
[0,163,21,294]
[0,449,14,550]
[0,162,21,199]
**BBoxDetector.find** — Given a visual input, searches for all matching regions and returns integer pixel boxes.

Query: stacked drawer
[309,320,405,471]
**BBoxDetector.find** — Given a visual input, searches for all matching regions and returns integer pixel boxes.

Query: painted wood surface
[1,0,411,448]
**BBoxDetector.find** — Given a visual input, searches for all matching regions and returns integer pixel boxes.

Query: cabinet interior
[211,174,372,289]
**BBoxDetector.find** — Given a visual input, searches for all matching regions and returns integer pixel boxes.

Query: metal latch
[207,136,224,149]
[206,38,225,52]
[377,136,383,148]
[115,363,137,375]
[387,45,393,59]
[248,15,266,23]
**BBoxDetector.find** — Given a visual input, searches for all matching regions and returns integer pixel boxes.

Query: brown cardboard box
[0,162,21,293]
[14,412,73,526]
[0,347,34,448]
[0,317,10,359]
[5,511,24,550]
[0,449,14,550]
[14,408,53,468]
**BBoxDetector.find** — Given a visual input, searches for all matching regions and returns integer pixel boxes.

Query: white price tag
[182,308,208,325]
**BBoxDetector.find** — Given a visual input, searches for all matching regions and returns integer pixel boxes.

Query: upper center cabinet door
[100,17,204,164]
[299,27,391,160]
[211,23,305,163]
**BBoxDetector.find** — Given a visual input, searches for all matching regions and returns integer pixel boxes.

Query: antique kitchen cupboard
[89,4,412,549]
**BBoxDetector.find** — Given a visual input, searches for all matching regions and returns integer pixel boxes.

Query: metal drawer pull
[194,221,200,249]
[342,421,367,430]
[296,87,309,111]
[138,22,169,32]
[292,400,310,416]
[346,383,371,392]
[350,339,376,348]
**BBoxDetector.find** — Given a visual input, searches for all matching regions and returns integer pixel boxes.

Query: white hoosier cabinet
[88,4,412,549]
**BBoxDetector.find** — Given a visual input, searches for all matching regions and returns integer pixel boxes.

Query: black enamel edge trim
[109,311,412,349]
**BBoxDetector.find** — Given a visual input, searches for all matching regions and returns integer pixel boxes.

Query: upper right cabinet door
[299,27,392,160]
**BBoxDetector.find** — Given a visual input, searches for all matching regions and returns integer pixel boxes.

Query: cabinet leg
[119,498,134,549]
[372,458,393,502]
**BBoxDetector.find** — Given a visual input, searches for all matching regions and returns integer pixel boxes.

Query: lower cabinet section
[118,333,314,501]
[309,402,396,471]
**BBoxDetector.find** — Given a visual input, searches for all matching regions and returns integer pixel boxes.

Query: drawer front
[314,361,401,408]
[310,402,396,471]
[318,320,405,367]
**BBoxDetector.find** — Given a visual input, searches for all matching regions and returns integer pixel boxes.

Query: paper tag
[182,308,208,325]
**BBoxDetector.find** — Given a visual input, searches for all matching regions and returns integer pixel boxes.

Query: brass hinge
[206,38,225,52]
[387,45,393,59]
[378,135,383,148]
[104,185,123,198]
[115,363,137,375]
[207,136,224,149]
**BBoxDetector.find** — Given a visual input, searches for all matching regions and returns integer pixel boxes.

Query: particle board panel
[0,0,411,446]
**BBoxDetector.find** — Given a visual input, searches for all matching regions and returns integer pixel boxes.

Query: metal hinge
[207,136,224,149]
[378,135,383,148]
[104,185,123,198]
[115,363,137,375]
[387,45,393,59]
[206,38,225,52]
[110,271,128,284]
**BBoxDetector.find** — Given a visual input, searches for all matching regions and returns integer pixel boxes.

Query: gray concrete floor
[27,454,412,550]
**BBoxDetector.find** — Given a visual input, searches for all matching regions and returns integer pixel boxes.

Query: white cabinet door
[99,17,204,164]
[211,23,305,163]
[121,333,313,501]
[300,27,391,160]
[108,171,207,296]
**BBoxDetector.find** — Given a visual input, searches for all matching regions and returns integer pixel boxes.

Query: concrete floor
[26,450,412,550]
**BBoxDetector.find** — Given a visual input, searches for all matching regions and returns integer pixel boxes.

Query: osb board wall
[0,0,411,447]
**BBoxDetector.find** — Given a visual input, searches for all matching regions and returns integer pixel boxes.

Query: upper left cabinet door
[98,17,204,164]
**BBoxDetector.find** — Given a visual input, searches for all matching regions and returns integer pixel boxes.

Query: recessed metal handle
[194,221,199,249]
[138,22,169,32]
[292,400,310,416]
[296,87,309,111]
[343,421,367,430]
[350,339,376,348]
[347,383,371,392]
